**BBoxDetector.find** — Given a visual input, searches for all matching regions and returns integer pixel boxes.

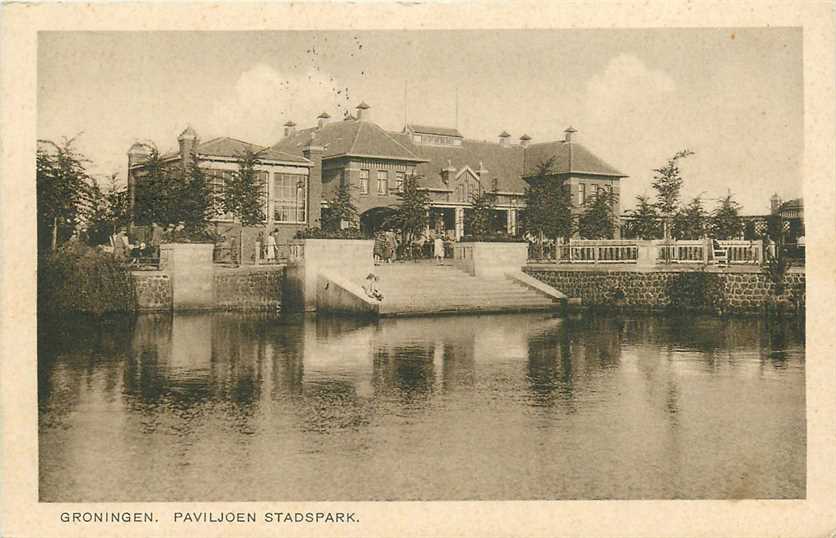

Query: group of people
[257,229,280,262]
[111,223,162,263]
[372,230,452,265]
[413,231,450,263]
[373,231,399,265]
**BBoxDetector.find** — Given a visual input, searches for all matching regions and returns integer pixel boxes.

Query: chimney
[519,134,531,148]
[441,159,456,184]
[564,126,577,143]
[356,101,371,121]
[477,160,489,182]
[177,126,198,170]
[770,193,782,214]
[284,120,297,138]
[127,142,152,226]
[316,112,331,129]
[498,130,511,146]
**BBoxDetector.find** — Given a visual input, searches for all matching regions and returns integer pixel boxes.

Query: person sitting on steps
[363,273,384,302]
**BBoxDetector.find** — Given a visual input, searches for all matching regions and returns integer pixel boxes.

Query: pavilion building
[128,101,627,243]
[272,102,627,239]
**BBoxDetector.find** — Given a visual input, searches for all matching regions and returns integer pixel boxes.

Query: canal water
[38,312,805,501]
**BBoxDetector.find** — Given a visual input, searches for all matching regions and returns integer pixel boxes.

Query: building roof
[390,132,626,194]
[162,136,311,164]
[271,118,426,162]
[406,124,463,138]
[522,140,626,178]
[272,116,625,194]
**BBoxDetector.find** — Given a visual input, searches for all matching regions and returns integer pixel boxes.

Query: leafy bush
[294,227,366,240]
[763,253,790,296]
[460,233,525,243]
[38,243,136,315]
[666,271,727,313]
[161,226,221,244]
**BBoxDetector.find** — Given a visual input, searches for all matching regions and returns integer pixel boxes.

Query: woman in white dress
[266,230,277,262]
[433,234,444,264]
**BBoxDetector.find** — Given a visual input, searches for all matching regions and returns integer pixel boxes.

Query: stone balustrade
[533,239,763,266]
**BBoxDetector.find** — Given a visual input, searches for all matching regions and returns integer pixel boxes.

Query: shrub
[666,271,727,313]
[763,252,790,296]
[161,226,221,244]
[294,227,366,240]
[460,233,525,243]
[38,243,136,315]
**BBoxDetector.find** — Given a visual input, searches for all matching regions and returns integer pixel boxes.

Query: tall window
[376,170,388,195]
[208,169,234,221]
[359,169,369,195]
[578,183,586,206]
[272,173,307,223]
[256,170,269,220]
[395,171,405,193]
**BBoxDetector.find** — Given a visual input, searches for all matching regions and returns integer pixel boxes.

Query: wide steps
[370,263,560,316]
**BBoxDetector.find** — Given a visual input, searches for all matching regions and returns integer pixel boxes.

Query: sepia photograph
[33,27,809,505]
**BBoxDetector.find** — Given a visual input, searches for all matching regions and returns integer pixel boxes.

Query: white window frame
[376,170,388,195]
[271,172,308,224]
[359,169,369,195]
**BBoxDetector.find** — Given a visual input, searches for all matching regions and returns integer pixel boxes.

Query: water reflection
[39,311,805,501]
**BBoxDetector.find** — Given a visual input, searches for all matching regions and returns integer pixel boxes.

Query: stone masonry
[214,266,284,311]
[132,266,284,312]
[525,266,805,314]
[132,272,172,312]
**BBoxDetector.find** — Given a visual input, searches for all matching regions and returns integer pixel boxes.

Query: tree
[651,149,694,238]
[133,142,214,237]
[671,196,707,240]
[466,186,498,237]
[105,181,130,236]
[321,183,358,232]
[623,195,661,239]
[132,144,182,227]
[577,188,616,239]
[711,193,743,240]
[178,164,214,236]
[37,137,91,252]
[82,174,128,246]
[223,149,267,226]
[388,174,431,247]
[523,158,573,245]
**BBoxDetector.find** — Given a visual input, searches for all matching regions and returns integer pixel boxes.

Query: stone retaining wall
[525,266,805,314]
[214,266,284,311]
[131,266,284,312]
[133,271,172,312]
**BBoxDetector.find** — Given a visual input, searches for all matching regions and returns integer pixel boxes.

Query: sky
[38,29,803,214]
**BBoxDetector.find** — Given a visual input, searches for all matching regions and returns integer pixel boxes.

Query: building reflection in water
[38,310,806,501]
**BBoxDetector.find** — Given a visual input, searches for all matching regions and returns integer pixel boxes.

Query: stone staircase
[372,263,562,316]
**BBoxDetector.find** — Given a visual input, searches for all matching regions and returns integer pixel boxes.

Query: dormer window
[407,124,463,147]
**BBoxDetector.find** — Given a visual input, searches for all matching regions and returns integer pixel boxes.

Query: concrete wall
[453,242,529,278]
[132,264,284,312]
[316,271,380,316]
[285,239,375,312]
[525,265,805,314]
[160,243,215,310]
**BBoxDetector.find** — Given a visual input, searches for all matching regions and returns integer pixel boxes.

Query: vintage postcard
[1,1,835,537]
